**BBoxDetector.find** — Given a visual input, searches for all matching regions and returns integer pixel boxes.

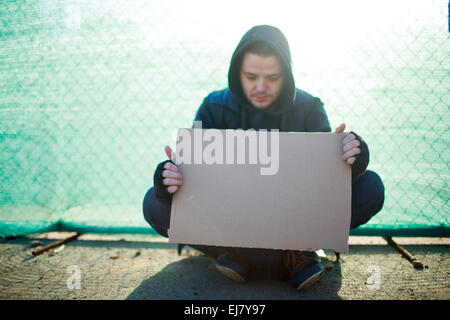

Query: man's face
[239,52,284,109]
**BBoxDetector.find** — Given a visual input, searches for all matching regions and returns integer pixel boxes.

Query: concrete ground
[0,232,448,300]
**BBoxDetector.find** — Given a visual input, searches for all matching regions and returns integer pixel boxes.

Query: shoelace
[284,251,321,275]
[284,250,308,275]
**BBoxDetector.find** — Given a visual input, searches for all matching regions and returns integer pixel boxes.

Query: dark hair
[244,40,277,57]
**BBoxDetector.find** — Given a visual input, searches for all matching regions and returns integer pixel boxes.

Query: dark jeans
[142,170,385,274]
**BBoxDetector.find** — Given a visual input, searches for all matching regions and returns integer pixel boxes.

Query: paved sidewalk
[0,233,448,300]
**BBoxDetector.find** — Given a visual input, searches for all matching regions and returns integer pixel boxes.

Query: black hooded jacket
[195,25,332,133]
[154,25,369,205]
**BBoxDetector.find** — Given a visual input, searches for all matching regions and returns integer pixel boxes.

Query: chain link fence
[1,0,448,237]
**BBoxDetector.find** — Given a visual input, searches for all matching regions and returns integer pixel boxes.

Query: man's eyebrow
[243,71,282,77]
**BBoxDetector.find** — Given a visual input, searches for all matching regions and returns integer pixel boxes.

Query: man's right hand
[161,146,183,194]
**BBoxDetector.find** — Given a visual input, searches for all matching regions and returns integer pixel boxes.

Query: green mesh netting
[1,0,449,237]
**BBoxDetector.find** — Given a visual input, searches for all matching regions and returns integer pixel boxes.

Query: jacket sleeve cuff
[153,160,174,205]
[349,131,370,183]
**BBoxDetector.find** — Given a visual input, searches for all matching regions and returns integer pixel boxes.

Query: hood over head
[228,25,296,115]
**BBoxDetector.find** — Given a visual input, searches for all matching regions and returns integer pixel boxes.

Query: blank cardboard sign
[168,129,352,252]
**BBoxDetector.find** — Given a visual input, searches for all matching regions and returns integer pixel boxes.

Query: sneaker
[215,251,250,283]
[283,250,325,291]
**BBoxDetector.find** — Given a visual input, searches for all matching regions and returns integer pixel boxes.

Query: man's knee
[142,187,171,237]
[363,170,384,203]
[351,170,385,229]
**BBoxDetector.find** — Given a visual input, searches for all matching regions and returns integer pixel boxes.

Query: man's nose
[256,79,267,92]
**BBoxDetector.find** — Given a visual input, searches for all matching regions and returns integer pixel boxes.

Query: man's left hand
[335,123,360,166]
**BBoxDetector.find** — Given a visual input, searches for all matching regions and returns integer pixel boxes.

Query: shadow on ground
[126,254,343,300]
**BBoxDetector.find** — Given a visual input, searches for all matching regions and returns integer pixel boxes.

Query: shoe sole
[216,264,246,283]
[296,268,325,291]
